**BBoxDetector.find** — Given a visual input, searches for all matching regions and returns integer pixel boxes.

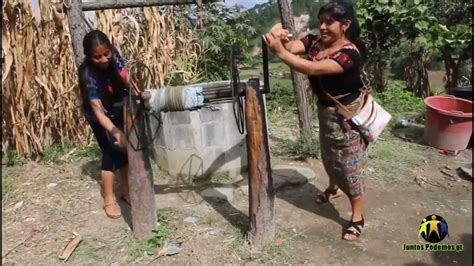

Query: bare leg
[102,170,121,218]
[343,196,364,241]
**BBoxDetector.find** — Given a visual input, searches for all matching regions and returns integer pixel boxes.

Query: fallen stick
[58,234,82,262]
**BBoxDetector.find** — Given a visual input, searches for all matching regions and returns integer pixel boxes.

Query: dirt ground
[2,123,472,265]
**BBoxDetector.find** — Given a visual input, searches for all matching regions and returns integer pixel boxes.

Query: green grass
[240,61,289,80]
[69,237,102,263]
[252,228,304,265]
[128,213,170,260]
[3,150,27,167]
[373,80,426,127]
[272,133,320,159]
[2,178,15,203]
[225,226,246,251]
[368,138,426,184]
[74,144,101,159]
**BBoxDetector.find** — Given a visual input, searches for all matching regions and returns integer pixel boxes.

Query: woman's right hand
[113,131,128,151]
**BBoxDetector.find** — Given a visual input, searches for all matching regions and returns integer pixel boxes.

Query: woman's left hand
[263,32,285,55]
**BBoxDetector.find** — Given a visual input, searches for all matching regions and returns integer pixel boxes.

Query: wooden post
[66,0,89,67]
[80,0,201,11]
[124,97,157,241]
[277,0,311,135]
[245,79,275,248]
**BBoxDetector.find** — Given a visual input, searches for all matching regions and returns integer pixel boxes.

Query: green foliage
[197,3,256,81]
[357,0,472,90]
[266,80,295,112]
[166,56,204,86]
[373,80,426,124]
[129,215,169,259]
[274,133,320,159]
[74,144,101,159]
[4,150,27,167]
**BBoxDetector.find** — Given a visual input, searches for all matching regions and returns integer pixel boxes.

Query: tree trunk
[245,79,275,248]
[405,49,431,98]
[276,0,311,135]
[124,96,157,241]
[66,0,89,67]
[443,50,460,90]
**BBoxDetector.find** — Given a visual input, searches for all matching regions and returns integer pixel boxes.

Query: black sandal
[343,216,364,241]
[315,187,342,204]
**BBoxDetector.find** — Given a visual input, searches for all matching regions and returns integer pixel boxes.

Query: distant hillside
[246,0,324,42]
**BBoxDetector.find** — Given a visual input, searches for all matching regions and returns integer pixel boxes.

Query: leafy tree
[356,0,472,95]
[196,3,256,81]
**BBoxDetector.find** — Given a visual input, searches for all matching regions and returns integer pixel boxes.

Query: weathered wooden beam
[81,0,204,11]
[66,0,89,66]
[245,79,275,248]
[124,96,157,241]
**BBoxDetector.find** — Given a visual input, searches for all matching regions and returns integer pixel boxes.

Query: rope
[165,86,186,112]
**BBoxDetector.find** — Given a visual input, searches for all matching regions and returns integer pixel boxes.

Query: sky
[223,0,268,8]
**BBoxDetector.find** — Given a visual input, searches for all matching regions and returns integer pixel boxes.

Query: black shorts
[88,115,128,172]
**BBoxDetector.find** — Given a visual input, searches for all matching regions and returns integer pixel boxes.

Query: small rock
[183,216,198,225]
[200,187,234,202]
[393,203,397,206]
[25,217,35,222]
[207,229,221,236]
[6,201,24,212]
[47,182,58,188]
[453,260,458,264]
[273,165,316,180]
[272,168,310,190]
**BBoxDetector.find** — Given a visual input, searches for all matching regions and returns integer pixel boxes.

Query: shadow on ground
[80,153,347,240]
[81,160,133,229]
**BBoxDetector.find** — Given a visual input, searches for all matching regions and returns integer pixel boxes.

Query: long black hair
[318,0,366,62]
[78,30,127,106]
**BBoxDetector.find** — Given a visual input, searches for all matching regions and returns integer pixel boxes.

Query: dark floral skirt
[317,99,368,200]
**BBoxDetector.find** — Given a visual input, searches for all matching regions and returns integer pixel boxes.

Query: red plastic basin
[423,96,473,150]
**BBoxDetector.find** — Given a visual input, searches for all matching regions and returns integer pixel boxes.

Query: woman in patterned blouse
[263,1,368,241]
[78,30,130,219]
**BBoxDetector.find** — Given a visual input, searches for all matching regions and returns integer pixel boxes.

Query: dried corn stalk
[2,0,90,156]
[2,1,201,156]
[95,6,201,89]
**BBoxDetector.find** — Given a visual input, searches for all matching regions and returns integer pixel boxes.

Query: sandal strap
[345,226,361,236]
[347,218,364,234]
[325,187,339,195]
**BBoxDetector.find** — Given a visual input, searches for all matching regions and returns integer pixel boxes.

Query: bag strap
[318,78,356,119]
